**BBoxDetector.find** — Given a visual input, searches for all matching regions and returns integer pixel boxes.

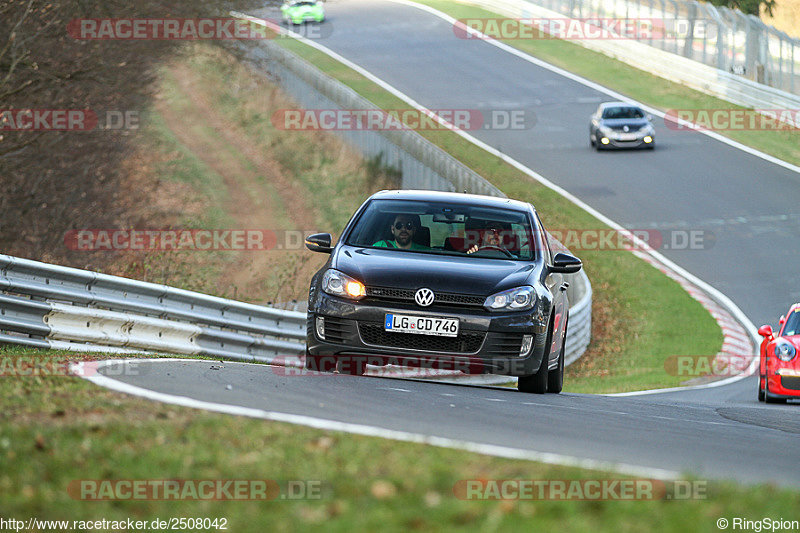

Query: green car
[281,0,325,24]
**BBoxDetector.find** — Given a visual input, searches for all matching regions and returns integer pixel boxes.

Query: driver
[466,221,514,255]
[373,214,429,250]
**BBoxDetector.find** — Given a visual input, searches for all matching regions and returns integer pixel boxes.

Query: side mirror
[305,233,333,253]
[779,315,786,325]
[647,114,654,121]
[550,252,582,274]
[758,325,774,338]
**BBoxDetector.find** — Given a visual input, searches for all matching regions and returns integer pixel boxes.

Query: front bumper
[596,131,654,149]
[766,369,800,399]
[307,292,549,376]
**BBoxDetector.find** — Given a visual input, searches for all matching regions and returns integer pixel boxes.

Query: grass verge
[1,346,799,532]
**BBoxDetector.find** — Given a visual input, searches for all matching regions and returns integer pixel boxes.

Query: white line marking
[379,387,412,392]
[75,358,679,480]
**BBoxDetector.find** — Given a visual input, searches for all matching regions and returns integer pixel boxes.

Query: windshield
[346,199,537,260]
[782,310,800,337]
[602,106,644,119]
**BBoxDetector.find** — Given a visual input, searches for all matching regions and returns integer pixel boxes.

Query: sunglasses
[393,221,416,230]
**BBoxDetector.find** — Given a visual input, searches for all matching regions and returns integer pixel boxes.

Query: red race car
[758,304,800,403]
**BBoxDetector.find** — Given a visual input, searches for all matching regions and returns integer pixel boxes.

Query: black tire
[589,136,596,148]
[758,375,765,402]
[518,318,553,394]
[547,322,567,394]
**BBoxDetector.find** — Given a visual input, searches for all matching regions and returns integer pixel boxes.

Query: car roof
[788,303,800,313]
[368,190,534,212]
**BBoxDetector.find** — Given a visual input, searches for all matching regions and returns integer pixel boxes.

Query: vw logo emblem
[623,125,629,132]
[414,288,434,307]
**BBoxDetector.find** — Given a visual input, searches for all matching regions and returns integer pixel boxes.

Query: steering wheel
[476,245,514,258]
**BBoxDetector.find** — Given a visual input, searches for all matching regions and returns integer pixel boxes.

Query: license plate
[618,133,637,141]
[384,314,459,337]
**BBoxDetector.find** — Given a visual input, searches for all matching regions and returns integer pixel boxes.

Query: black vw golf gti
[304,190,582,393]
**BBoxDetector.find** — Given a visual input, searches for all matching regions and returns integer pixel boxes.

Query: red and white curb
[634,249,755,370]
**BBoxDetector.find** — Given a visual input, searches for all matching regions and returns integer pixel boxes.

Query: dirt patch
[150,52,327,301]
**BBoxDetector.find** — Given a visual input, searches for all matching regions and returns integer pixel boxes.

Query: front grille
[608,124,644,132]
[781,376,800,391]
[322,316,348,344]
[358,322,485,353]
[365,286,485,307]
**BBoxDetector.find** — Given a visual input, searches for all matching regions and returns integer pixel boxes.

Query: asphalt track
[91,0,800,485]
[99,359,800,486]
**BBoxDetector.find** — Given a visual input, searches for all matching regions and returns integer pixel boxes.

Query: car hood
[600,118,650,129]
[332,246,538,296]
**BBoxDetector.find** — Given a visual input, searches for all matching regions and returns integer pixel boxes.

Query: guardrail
[458,0,800,114]
[0,254,306,364]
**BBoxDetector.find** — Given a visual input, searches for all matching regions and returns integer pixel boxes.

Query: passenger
[373,214,430,250]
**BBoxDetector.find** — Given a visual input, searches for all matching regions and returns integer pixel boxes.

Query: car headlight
[598,126,613,136]
[322,269,365,300]
[774,341,796,362]
[484,286,536,311]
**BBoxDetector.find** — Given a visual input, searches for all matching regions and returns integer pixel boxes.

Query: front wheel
[547,323,567,394]
[518,321,553,394]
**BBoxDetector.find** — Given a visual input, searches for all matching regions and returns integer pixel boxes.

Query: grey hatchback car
[589,102,655,150]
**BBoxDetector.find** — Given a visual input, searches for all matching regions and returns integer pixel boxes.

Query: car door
[536,214,567,364]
